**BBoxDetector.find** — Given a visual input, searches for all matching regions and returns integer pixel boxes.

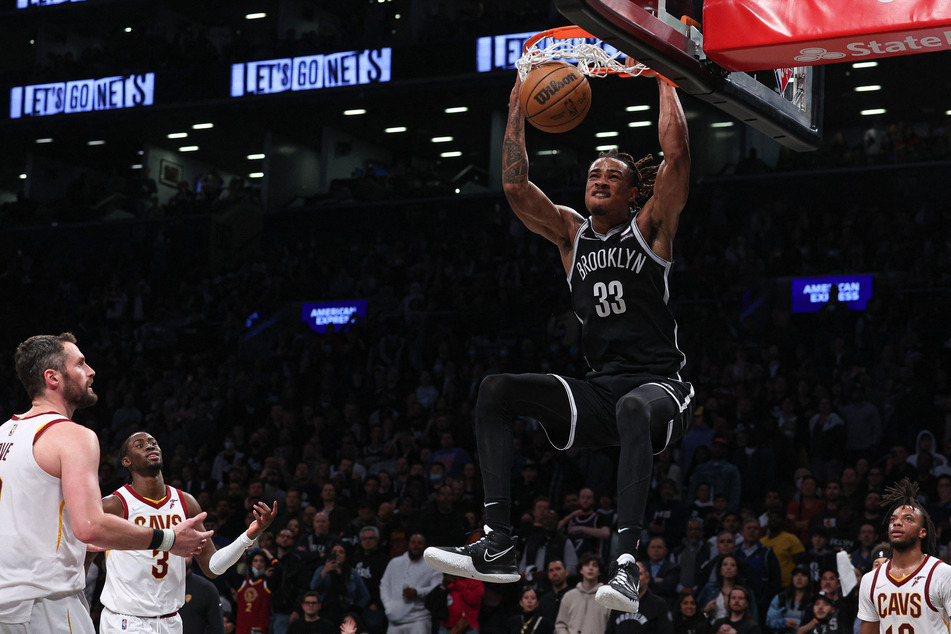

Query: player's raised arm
[190,493,277,578]
[640,77,690,261]
[502,76,584,269]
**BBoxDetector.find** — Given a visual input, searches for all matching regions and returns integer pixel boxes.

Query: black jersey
[568,211,686,378]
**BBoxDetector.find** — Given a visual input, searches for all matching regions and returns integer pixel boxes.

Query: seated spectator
[710,586,761,634]
[766,565,812,634]
[309,542,370,625]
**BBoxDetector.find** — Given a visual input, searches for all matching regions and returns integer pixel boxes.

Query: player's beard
[890,531,920,553]
[63,374,98,410]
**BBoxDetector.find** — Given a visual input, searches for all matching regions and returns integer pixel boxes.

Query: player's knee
[476,373,516,407]
[616,393,650,428]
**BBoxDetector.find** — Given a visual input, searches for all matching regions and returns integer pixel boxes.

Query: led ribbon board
[301,300,367,334]
[10,74,154,119]
[476,31,623,71]
[17,0,86,7]
[231,49,391,97]
[791,275,873,313]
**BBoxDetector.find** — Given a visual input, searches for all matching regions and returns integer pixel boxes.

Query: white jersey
[0,413,88,623]
[99,484,189,617]
[858,555,951,632]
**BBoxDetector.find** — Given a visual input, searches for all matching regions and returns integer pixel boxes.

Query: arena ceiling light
[87,140,105,145]
[344,109,366,116]
[179,145,199,152]
[625,105,650,112]
[247,153,265,160]
[627,121,651,128]
[167,132,188,139]
[595,131,619,138]
[854,85,881,92]
[192,123,214,130]
[710,122,735,128]
[19,174,26,180]
[431,136,453,143]
[860,108,886,116]
[385,126,407,133]
[249,172,264,178]
[35,138,53,144]
[245,13,267,20]
[130,163,143,169]
[440,151,462,158]
[595,145,619,152]
[537,150,560,156]
[852,61,879,69]
[444,107,468,114]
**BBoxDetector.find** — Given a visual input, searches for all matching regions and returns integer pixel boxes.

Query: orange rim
[522,25,597,52]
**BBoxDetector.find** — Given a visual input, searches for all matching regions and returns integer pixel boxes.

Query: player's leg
[596,382,690,612]
[424,373,574,583]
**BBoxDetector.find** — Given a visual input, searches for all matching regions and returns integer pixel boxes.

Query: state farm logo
[794,47,846,62]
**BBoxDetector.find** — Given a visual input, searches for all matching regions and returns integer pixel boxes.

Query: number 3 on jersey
[593,281,626,317]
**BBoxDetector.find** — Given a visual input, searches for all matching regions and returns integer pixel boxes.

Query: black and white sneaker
[423,526,521,583]
[596,554,640,613]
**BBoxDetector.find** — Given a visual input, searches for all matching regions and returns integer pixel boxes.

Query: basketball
[519,62,591,133]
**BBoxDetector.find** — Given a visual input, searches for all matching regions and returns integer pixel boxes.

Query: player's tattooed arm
[502,80,528,185]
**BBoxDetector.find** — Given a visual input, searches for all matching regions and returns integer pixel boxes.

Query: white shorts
[100,607,183,634]
[0,591,95,634]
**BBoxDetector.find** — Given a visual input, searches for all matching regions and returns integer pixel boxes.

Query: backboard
[555,0,823,151]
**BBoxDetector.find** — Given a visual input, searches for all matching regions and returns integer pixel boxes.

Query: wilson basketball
[519,62,591,133]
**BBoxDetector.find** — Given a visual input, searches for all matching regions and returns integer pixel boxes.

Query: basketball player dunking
[425,71,693,614]
[97,431,276,633]
[858,478,951,633]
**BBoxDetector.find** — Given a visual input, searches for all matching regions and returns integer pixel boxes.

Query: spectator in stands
[761,512,805,588]
[698,554,757,623]
[688,437,742,512]
[645,535,681,606]
[309,542,370,625]
[554,553,610,634]
[786,477,824,543]
[765,565,812,634]
[673,588,709,634]
[735,518,781,615]
[351,526,389,634]
[673,517,711,592]
[380,533,442,634]
[710,586,761,634]
[510,587,555,634]
[537,559,572,623]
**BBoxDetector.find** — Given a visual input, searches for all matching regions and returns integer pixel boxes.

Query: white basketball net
[516,37,653,81]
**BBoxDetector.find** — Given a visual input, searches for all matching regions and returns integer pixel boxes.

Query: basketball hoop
[518,25,673,85]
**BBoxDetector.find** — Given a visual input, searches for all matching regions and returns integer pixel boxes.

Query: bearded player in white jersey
[858,478,951,633]
[97,431,277,633]
[0,333,212,633]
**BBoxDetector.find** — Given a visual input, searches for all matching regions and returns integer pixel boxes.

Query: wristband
[149,528,176,551]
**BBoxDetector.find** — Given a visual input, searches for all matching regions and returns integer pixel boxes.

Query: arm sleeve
[208,532,254,576]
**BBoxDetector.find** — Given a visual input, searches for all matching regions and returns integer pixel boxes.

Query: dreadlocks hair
[594,150,658,206]
[881,477,937,555]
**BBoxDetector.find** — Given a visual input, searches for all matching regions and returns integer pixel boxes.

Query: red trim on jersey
[122,483,173,510]
[173,487,190,520]
[870,564,884,607]
[13,411,64,420]
[33,419,71,444]
[886,554,931,587]
[114,488,131,520]
[924,557,940,612]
